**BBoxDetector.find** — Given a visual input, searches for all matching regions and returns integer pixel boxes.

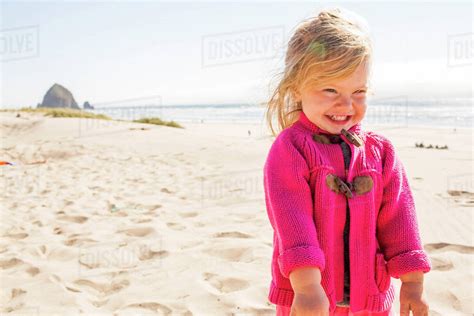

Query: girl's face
[296,62,369,134]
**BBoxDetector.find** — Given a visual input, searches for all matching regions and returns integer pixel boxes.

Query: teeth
[329,115,348,121]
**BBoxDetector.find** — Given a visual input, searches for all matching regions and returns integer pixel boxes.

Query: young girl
[263,8,432,316]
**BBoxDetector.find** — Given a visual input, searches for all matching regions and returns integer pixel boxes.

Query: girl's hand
[399,281,429,316]
[290,284,330,316]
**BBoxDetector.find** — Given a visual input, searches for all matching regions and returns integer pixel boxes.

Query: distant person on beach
[262,7,431,316]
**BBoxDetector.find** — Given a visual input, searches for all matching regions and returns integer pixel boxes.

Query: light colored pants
[276,305,394,316]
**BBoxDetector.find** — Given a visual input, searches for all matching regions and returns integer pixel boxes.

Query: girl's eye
[323,88,338,94]
[354,90,367,94]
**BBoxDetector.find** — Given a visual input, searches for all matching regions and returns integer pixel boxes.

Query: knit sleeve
[264,132,325,279]
[376,138,432,279]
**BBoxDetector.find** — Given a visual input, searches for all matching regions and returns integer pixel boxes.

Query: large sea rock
[38,83,80,109]
[83,101,94,110]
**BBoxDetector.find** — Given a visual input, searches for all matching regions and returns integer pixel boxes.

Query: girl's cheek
[352,94,366,101]
[358,93,366,98]
[352,97,367,107]
[307,95,332,106]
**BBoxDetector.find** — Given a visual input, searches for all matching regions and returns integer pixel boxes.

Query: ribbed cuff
[278,246,326,278]
[268,281,294,307]
[386,250,431,279]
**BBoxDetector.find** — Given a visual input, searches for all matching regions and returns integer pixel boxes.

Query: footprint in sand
[424,242,474,254]
[179,212,198,218]
[148,204,162,210]
[203,246,254,263]
[166,222,186,231]
[57,215,88,224]
[65,286,82,293]
[118,227,156,237]
[161,187,173,194]
[429,256,454,271]
[131,218,153,224]
[73,279,130,296]
[447,190,474,198]
[63,237,97,247]
[202,272,250,293]
[180,241,204,250]
[24,244,46,258]
[446,291,462,311]
[32,220,43,227]
[25,265,40,276]
[53,226,64,235]
[447,190,474,206]
[0,258,24,269]
[212,231,252,239]
[138,249,169,261]
[3,232,28,239]
[11,288,27,299]
[123,302,172,314]
[46,246,80,261]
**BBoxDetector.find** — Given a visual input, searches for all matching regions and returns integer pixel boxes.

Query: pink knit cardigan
[263,111,431,313]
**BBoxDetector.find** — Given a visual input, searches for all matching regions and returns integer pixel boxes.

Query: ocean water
[89,98,473,128]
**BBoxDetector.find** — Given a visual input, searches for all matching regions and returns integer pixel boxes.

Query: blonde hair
[265,7,373,136]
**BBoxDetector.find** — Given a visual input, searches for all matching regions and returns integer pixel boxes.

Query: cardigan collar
[297,111,364,147]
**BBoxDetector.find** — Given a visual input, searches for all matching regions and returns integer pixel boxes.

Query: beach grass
[1,107,111,120]
[133,117,183,129]
[1,107,183,128]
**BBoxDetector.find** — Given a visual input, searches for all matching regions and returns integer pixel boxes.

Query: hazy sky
[1,1,472,108]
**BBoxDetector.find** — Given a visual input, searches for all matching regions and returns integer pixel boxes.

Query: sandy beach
[0,111,472,315]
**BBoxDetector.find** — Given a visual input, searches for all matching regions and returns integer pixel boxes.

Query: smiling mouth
[326,115,352,122]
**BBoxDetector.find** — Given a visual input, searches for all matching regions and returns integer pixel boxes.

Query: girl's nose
[336,95,352,108]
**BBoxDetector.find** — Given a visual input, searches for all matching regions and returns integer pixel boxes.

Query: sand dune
[0,112,472,315]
